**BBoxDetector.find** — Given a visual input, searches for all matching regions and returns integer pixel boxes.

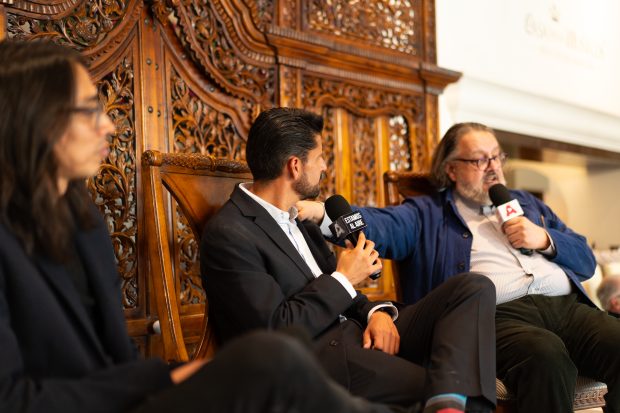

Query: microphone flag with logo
[488,183,533,256]
[324,194,381,279]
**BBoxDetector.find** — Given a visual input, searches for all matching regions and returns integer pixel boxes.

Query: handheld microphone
[324,195,381,280]
[488,184,533,256]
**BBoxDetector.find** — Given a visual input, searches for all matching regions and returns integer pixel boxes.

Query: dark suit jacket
[201,186,390,384]
[0,206,171,413]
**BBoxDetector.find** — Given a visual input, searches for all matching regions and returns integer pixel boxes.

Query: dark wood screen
[0,0,459,358]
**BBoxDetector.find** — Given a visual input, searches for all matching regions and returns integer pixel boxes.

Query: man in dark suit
[0,39,400,413]
[201,107,498,413]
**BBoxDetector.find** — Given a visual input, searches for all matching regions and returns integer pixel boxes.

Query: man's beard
[456,172,505,205]
[293,172,321,200]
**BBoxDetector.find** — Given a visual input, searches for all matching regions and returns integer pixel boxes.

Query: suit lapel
[297,220,335,274]
[231,186,315,282]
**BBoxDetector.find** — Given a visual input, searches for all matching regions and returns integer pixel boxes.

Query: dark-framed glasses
[453,152,508,171]
[70,102,105,129]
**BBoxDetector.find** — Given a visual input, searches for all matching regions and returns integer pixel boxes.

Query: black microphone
[324,195,381,280]
[488,184,533,256]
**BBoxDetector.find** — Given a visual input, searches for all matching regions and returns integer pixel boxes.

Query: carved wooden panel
[89,54,139,310]
[389,115,412,171]
[319,106,336,201]
[170,67,245,158]
[306,0,420,55]
[1,0,459,355]
[350,114,378,207]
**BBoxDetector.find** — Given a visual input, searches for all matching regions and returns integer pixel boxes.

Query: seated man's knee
[450,273,496,300]
[517,332,576,378]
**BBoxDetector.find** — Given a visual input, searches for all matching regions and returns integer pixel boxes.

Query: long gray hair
[430,122,495,189]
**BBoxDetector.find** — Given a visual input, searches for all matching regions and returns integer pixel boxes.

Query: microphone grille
[324,194,353,220]
[489,183,512,206]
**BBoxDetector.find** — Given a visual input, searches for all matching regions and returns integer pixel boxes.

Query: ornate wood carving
[88,54,138,310]
[6,0,143,67]
[250,0,274,31]
[2,0,83,17]
[319,106,336,201]
[279,64,299,108]
[170,67,246,159]
[389,115,412,171]
[175,207,205,306]
[301,75,424,119]
[167,0,275,109]
[8,0,129,47]
[306,0,420,56]
[350,114,377,207]
[3,0,459,352]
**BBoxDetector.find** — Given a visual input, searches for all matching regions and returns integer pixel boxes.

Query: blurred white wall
[436,0,620,151]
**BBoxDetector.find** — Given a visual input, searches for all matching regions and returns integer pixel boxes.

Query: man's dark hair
[246,107,323,181]
[0,40,95,261]
[430,122,496,189]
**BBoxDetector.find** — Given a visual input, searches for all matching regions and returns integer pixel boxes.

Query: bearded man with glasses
[299,122,620,413]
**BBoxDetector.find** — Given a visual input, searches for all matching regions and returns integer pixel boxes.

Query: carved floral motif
[301,76,423,117]
[7,0,128,49]
[278,0,297,28]
[88,56,138,309]
[319,106,336,201]
[307,0,419,55]
[170,68,245,159]
[280,65,299,108]
[175,207,205,306]
[250,0,275,31]
[388,115,412,171]
[168,0,275,106]
[350,114,377,207]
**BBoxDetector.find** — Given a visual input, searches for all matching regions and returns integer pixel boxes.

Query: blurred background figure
[597,275,620,317]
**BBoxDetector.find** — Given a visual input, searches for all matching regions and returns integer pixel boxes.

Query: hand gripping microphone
[324,195,381,280]
[488,183,533,256]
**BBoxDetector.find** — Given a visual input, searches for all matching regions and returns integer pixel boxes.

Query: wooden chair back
[383,171,436,207]
[142,150,251,362]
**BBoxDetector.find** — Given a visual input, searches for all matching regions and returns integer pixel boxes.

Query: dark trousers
[496,294,620,413]
[132,331,396,413]
[332,273,497,408]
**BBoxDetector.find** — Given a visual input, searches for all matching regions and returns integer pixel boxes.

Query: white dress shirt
[454,194,572,304]
[239,184,357,298]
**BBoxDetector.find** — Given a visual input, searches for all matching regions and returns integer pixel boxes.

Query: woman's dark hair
[0,40,96,261]
[430,122,495,189]
[246,107,323,181]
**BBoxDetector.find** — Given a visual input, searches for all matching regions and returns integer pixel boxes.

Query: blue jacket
[359,188,597,305]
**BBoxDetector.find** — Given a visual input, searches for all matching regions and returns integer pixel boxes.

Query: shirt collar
[453,191,494,216]
[239,183,298,224]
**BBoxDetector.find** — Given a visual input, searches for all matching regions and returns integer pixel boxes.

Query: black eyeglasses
[70,102,105,129]
[453,152,508,171]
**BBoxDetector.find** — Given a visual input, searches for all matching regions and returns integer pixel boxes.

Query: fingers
[502,217,549,250]
[363,329,372,349]
[354,231,367,250]
[371,329,399,355]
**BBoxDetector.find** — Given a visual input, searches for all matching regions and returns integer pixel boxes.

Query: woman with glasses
[0,40,394,413]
